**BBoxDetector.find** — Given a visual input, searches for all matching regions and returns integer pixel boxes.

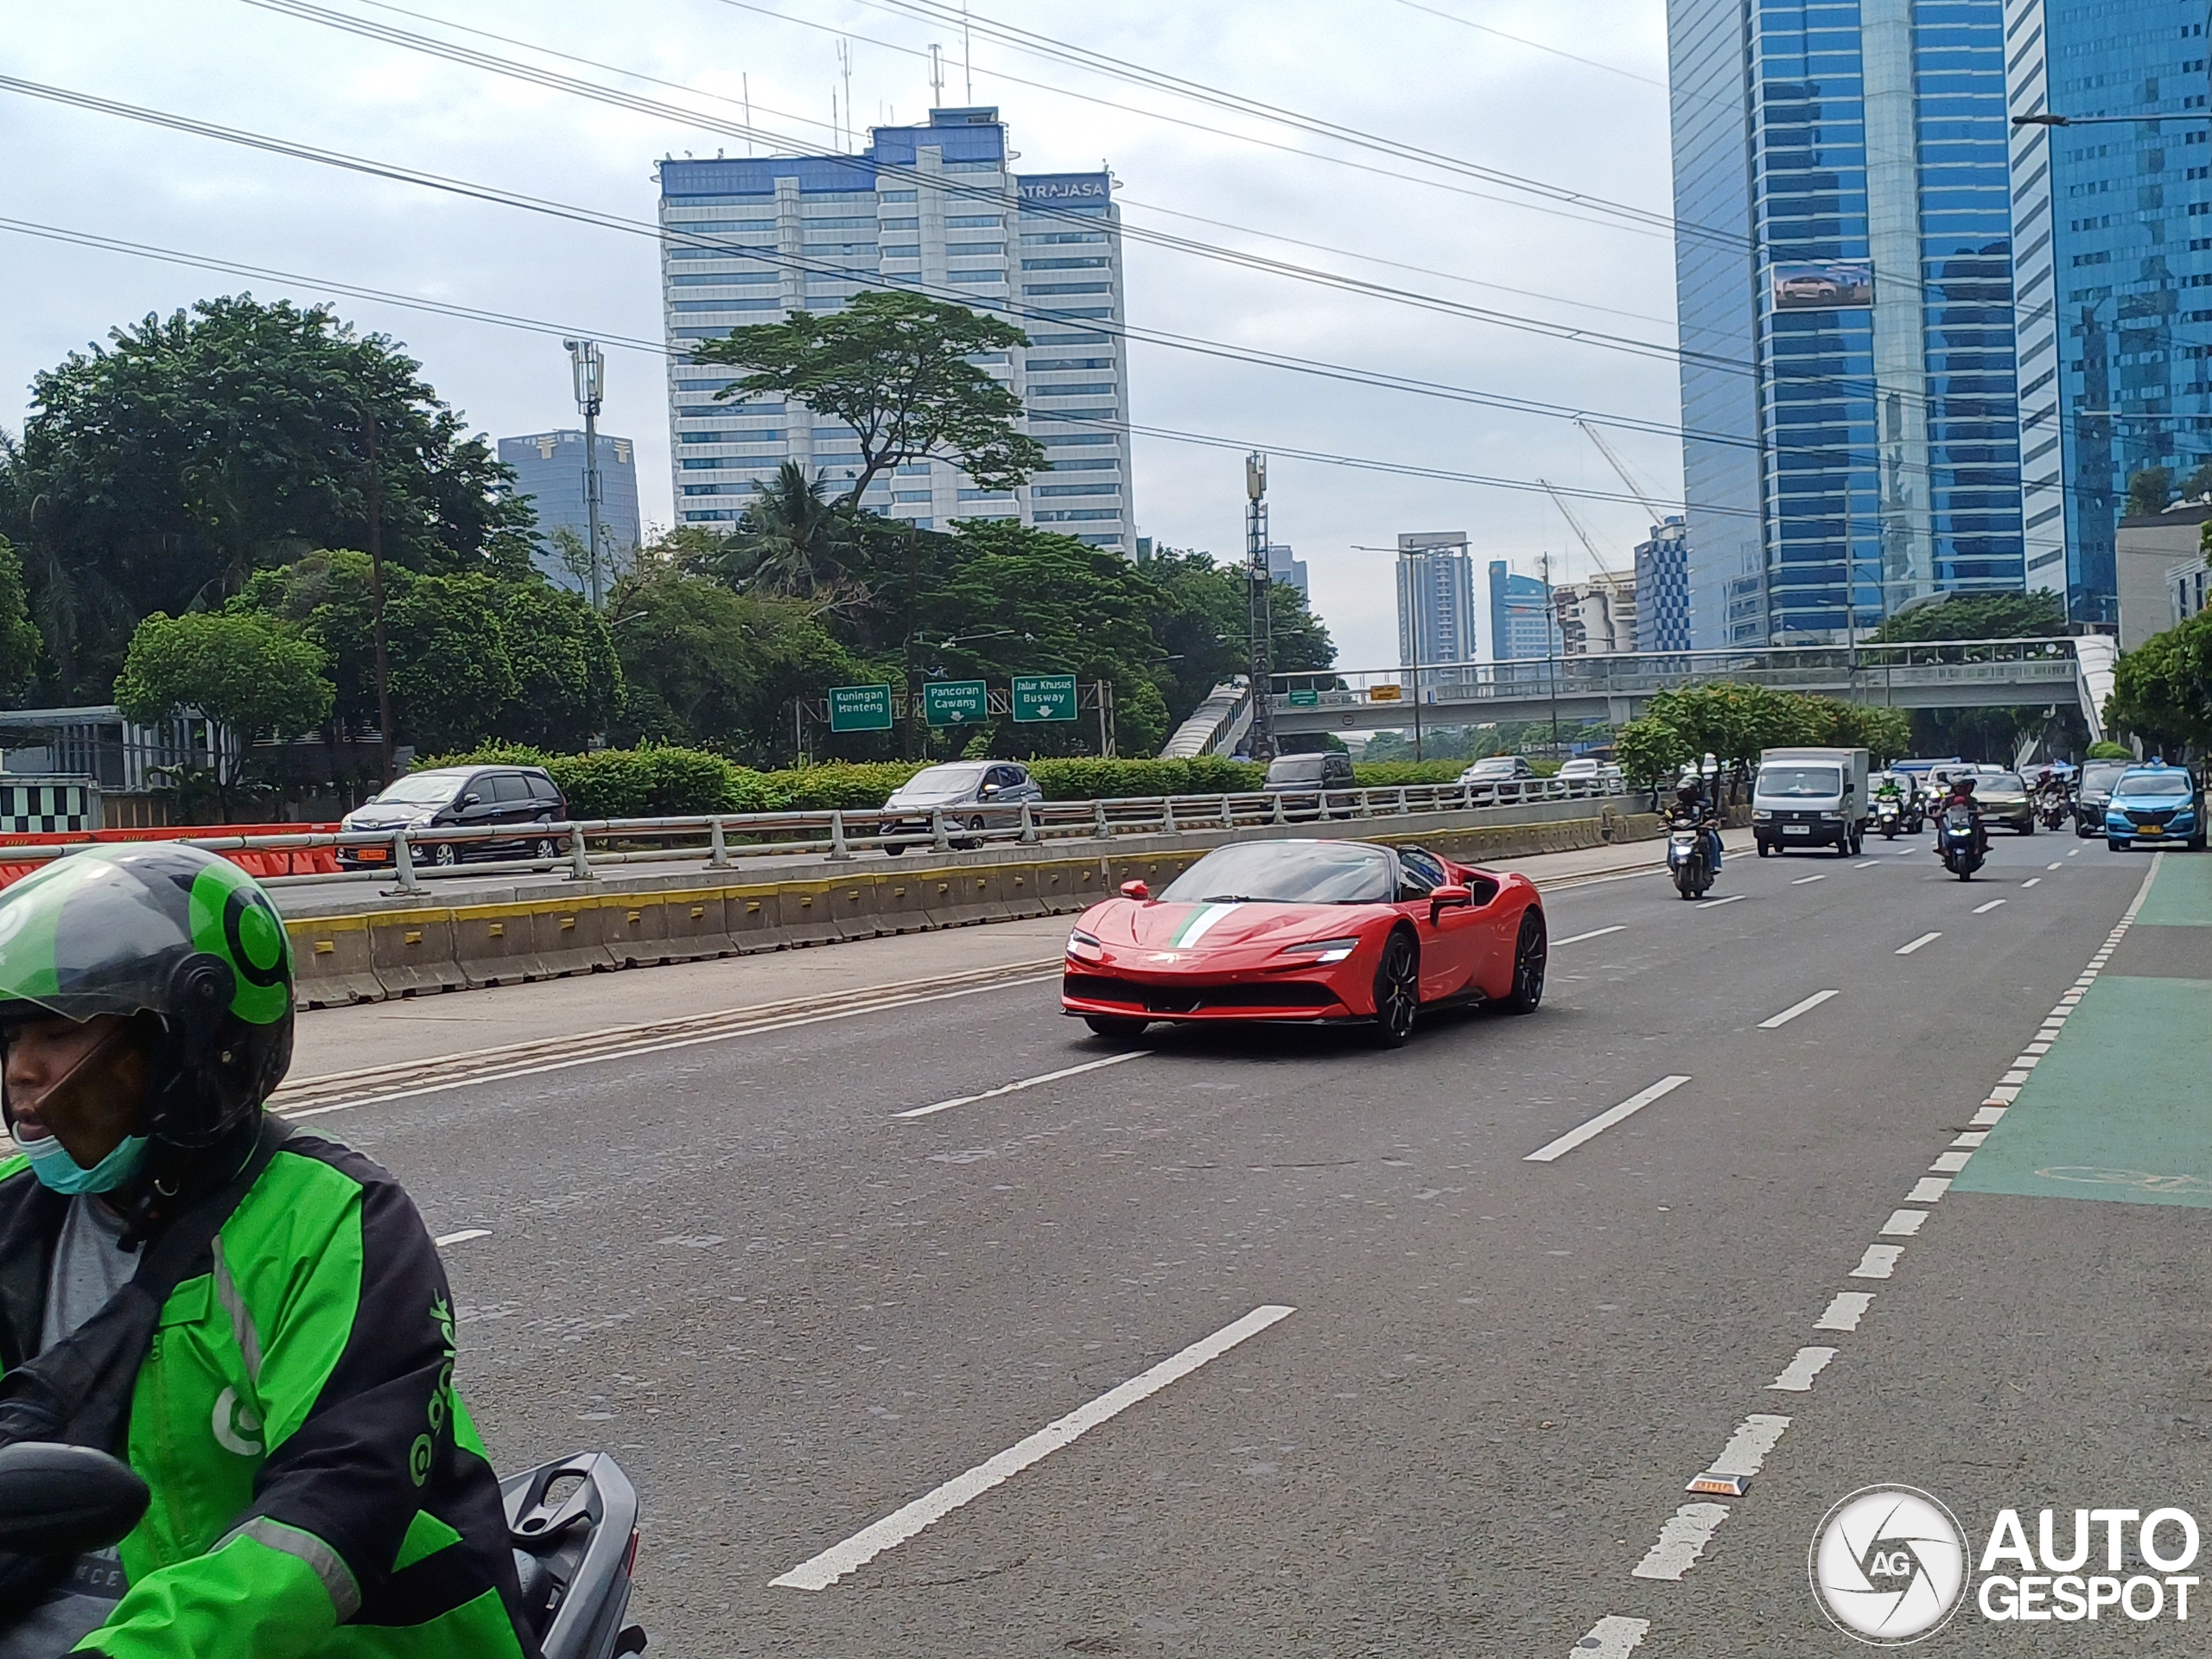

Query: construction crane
[1536,477,1618,577]
[1575,420,1667,525]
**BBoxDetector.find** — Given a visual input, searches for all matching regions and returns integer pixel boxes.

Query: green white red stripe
[1170,903,1242,947]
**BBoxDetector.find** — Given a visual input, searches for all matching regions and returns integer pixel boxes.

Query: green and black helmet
[0,844,294,1147]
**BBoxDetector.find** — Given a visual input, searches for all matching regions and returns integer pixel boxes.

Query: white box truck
[1753,747,1871,858]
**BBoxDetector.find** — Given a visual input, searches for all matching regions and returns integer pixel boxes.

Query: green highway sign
[1011,674,1079,722]
[829,683,893,732]
[922,678,989,726]
[1287,688,1320,707]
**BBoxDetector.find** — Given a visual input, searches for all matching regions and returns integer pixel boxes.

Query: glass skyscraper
[1668,0,2025,645]
[2006,0,2212,624]
[497,429,642,594]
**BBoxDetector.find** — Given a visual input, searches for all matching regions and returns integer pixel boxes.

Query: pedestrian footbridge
[1250,637,2117,748]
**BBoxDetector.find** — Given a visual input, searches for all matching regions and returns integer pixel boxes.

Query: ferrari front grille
[1064,974,1344,1014]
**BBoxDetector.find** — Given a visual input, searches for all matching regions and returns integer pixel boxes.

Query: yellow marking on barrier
[690,906,705,918]
[404,931,423,945]
[487,923,505,938]
[747,901,761,914]
[626,909,641,924]
[314,940,335,955]
[559,917,576,931]
[799,895,814,907]
[893,887,907,897]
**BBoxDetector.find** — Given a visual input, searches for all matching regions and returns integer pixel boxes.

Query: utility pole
[564,338,607,609]
[1540,551,1560,759]
[1243,452,1275,765]
[362,410,397,786]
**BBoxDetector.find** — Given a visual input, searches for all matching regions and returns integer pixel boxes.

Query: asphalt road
[283,824,2204,1656]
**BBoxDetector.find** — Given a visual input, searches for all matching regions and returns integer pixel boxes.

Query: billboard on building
[1770,261,1874,311]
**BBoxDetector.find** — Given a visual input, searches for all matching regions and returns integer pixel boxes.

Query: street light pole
[1244,452,1275,765]
[564,338,607,610]
[1540,551,1560,758]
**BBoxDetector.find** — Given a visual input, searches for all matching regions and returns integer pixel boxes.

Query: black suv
[339,766,570,868]
[2071,760,2133,839]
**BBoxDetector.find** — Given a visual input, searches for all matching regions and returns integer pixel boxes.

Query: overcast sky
[2,0,1684,671]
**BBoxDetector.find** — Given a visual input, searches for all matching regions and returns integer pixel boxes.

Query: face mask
[6,1024,144,1196]
[18,1130,149,1196]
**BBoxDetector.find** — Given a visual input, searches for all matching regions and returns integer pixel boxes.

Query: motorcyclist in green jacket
[0,845,531,1659]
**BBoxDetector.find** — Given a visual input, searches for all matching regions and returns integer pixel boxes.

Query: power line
[1385,0,1667,92]
[0,70,1987,484]
[217,3,1973,416]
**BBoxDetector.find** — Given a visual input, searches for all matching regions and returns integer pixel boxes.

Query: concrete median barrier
[367,908,468,997]
[452,904,559,987]
[530,901,618,978]
[287,915,385,1008]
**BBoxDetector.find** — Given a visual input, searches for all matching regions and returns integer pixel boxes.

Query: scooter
[1667,823,1714,899]
[2037,793,2069,831]
[1938,805,1985,881]
[1874,796,1904,840]
[0,1442,647,1659]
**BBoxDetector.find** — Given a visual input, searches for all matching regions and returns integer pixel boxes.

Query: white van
[1753,747,1871,857]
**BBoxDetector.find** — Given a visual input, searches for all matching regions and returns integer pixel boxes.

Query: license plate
[1783,825,1810,836]
[2139,824,2163,835]
[355,848,388,863]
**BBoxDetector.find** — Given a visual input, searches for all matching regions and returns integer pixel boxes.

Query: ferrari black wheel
[1084,1015,1149,1041]
[1499,911,1547,1014]
[1368,931,1420,1047]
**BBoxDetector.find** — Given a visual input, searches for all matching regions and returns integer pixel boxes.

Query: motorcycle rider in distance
[1932,773,1989,860]
[1669,777,1725,881]
[1872,772,1906,836]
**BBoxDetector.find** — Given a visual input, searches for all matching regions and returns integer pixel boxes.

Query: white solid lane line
[1907,1177,1951,1203]
[1972,899,2007,914]
[1552,925,1628,947]
[895,1052,1146,1120]
[1815,1291,1874,1332]
[1568,1615,1651,1656]
[433,1228,490,1248]
[1896,931,1942,955]
[1523,1076,1693,1164]
[1696,893,1745,909]
[1790,874,1827,885]
[1758,988,1839,1029]
[1768,1347,1837,1392]
[770,1304,1295,1590]
[1632,1503,1730,1581]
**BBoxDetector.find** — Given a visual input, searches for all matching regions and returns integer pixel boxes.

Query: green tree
[0,536,46,703]
[2126,466,2175,518]
[114,611,334,808]
[1616,715,1689,809]
[689,291,1046,507]
[2109,610,2212,754]
[5,296,534,701]
[492,582,623,752]
[1864,589,2069,644]
[710,461,862,606]
[385,575,518,755]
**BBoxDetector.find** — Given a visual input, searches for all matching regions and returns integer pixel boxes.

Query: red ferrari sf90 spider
[1061,838,1546,1045]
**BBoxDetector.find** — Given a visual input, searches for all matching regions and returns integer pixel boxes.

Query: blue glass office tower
[1667,0,2026,644]
[1487,562,1564,659]
[2006,0,2212,624]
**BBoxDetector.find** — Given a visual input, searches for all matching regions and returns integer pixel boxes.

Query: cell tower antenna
[838,38,854,148]
[963,2,973,101]
[929,42,944,109]
[742,73,753,155]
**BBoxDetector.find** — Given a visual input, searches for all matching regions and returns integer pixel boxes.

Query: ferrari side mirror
[1428,885,1471,924]
[1120,880,1150,901]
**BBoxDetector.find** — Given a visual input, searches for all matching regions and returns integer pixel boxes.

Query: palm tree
[719,461,858,602]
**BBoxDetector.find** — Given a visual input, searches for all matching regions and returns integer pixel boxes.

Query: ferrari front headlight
[1067,929,1104,959]
[1278,937,1360,964]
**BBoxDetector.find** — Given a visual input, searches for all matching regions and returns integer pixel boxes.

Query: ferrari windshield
[1160,842,1393,905]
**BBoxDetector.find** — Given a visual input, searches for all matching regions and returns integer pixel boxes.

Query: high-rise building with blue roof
[657,108,1132,551]
[2005,0,2212,625]
[1667,0,2026,644]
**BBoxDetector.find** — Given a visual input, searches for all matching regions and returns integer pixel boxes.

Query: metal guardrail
[0,776,1628,895]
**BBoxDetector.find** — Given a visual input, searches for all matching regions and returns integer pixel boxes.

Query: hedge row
[414,745,1573,816]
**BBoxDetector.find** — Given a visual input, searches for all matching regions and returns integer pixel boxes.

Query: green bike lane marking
[1951,851,2212,1209]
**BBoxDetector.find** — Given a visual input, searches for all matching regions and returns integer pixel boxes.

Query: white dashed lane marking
[1768,1347,1837,1392]
[1523,1077,1693,1164]
[1567,1614,1651,1656]
[893,1052,1146,1120]
[1850,1244,1904,1280]
[1815,1292,1874,1332]
[2023,878,2041,888]
[433,1228,490,1248]
[1697,893,1745,909]
[1879,1209,1927,1237]
[1896,931,1942,955]
[1631,1504,1730,1582]
[1790,874,1828,885]
[1553,925,1629,947]
[770,1304,1295,1590]
[1758,989,1839,1029]
[1973,898,2007,913]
